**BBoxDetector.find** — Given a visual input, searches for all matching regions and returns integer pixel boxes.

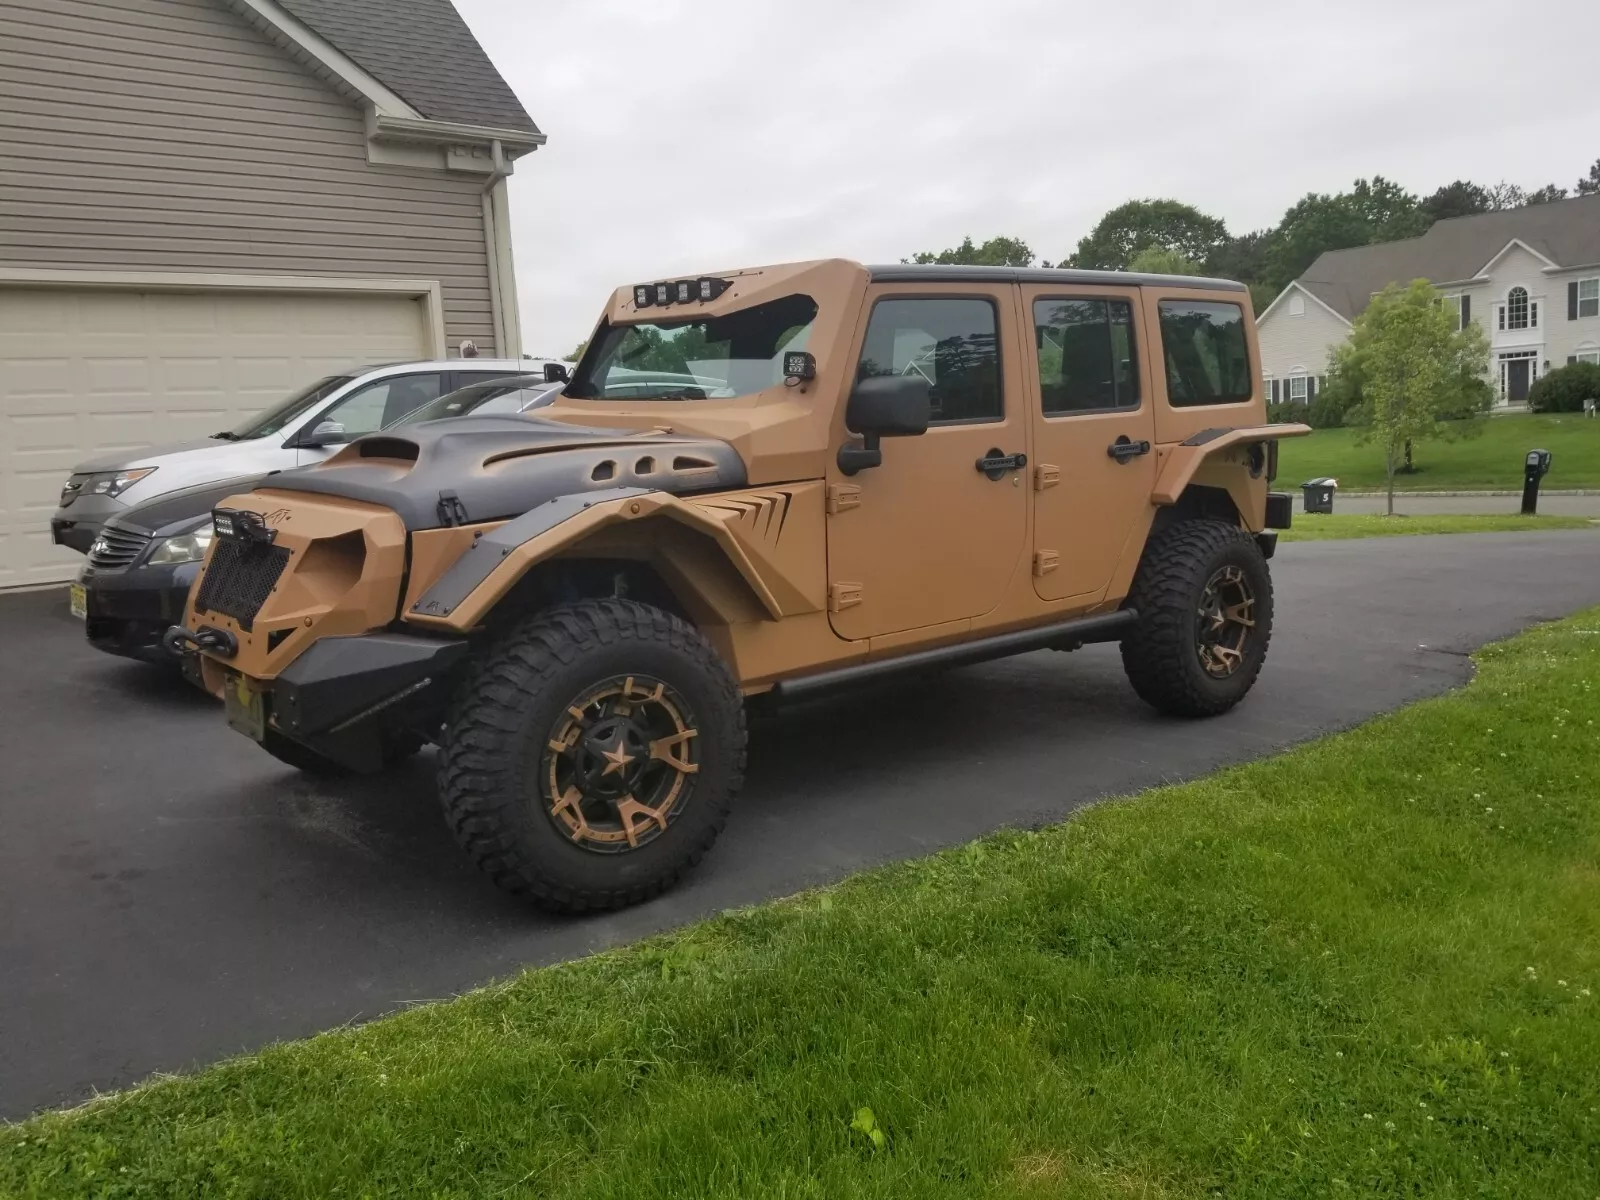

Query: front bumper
[52,495,131,553]
[81,559,202,664]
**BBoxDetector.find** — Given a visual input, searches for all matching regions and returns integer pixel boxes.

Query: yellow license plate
[69,583,87,620]
[224,673,266,742]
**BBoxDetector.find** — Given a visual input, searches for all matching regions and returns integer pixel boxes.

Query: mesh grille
[194,539,290,631]
[87,526,152,570]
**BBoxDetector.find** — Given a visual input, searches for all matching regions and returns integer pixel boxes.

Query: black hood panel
[259,415,747,530]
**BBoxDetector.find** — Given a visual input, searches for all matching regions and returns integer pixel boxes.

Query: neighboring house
[1257,194,1600,413]
[0,0,543,587]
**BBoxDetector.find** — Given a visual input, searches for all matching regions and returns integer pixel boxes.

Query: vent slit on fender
[591,460,617,482]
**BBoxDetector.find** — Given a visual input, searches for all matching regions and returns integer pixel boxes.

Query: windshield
[389,379,557,426]
[227,376,353,439]
[566,293,818,400]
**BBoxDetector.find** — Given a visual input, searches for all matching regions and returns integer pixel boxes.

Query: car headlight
[80,467,158,500]
[147,525,214,566]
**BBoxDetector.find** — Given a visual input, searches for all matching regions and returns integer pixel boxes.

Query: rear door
[1022,285,1157,603]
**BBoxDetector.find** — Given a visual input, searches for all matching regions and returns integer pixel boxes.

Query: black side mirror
[544,362,570,384]
[839,375,931,475]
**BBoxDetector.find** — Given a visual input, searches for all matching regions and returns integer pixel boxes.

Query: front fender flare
[1151,423,1311,505]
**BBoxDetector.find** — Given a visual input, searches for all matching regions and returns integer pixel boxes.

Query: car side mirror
[838,375,930,475]
[299,420,347,448]
[544,362,570,384]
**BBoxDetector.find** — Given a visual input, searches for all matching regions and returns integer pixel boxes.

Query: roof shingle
[276,0,539,133]
[1297,193,1600,321]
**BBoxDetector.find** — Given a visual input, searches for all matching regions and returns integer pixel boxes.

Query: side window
[856,298,1001,423]
[319,373,446,438]
[1158,301,1253,406]
[1033,298,1140,414]
[456,371,521,387]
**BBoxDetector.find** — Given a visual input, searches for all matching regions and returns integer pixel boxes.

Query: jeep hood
[252,414,748,530]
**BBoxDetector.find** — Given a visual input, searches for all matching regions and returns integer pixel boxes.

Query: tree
[1267,177,1426,289]
[907,235,1035,267]
[1484,181,1526,210]
[564,340,588,362]
[1577,158,1600,196]
[1523,183,1569,205]
[1066,200,1228,271]
[1421,180,1492,222]
[1329,280,1491,514]
[1126,245,1203,275]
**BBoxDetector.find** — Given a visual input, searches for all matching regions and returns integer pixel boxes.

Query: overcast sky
[453,0,1600,357]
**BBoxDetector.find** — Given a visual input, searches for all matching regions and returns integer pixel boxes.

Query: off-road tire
[437,599,746,912]
[1120,519,1273,718]
[260,728,423,777]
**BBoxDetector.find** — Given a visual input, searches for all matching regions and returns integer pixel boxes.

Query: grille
[193,538,291,631]
[87,526,152,570]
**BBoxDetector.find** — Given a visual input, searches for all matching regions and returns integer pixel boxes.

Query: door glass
[1034,298,1140,413]
[857,298,1001,423]
[317,373,446,439]
[1157,301,1252,406]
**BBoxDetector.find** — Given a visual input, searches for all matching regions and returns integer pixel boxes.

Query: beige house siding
[1549,267,1600,364]
[0,0,497,351]
[1256,286,1349,385]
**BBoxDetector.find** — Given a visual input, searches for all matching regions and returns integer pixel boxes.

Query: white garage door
[0,286,429,588]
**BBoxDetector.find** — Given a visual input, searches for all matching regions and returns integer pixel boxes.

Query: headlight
[82,467,158,499]
[147,525,214,566]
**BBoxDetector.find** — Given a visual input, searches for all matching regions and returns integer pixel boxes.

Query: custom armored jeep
[169,260,1309,910]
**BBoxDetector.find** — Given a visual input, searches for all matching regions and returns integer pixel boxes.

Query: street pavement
[2,530,1599,1119]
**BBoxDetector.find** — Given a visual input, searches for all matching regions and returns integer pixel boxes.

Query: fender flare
[1151,423,1311,505]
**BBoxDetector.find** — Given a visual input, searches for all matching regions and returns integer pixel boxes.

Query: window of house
[1288,375,1308,402]
[857,297,1001,423]
[1033,298,1139,414]
[1442,294,1473,331]
[1288,293,1305,316]
[1158,300,1252,406]
[1575,351,1600,365]
[1579,279,1600,319]
[1505,287,1530,330]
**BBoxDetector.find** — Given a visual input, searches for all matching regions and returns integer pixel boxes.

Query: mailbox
[1521,449,1553,514]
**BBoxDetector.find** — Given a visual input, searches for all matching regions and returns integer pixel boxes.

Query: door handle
[1106,436,1152,463]
[976,449,1027,480]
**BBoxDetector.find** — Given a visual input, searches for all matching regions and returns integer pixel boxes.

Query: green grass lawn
[1281,513,1596,541]
[1276,412,1600,491]
[7,614,1600,1198]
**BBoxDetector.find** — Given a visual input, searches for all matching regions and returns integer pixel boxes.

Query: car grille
[193,538,291,632]
[87,526,152,570]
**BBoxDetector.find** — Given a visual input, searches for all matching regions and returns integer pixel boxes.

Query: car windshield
[225,376,353,439]
[388,379,555,426]
[565,293,818,401]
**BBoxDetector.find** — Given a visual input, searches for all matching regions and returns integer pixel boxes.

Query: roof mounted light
[653,282,672,307]
[698,277,731,302]
[674,280,696,305]
[633,284,653,308]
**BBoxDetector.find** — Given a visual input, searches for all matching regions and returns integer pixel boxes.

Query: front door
[1506,357,1531,404]
[825,288,1029,641]
[1023,287,1157,603]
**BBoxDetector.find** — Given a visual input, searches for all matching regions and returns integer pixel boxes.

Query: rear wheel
[1120,519,1273,717]
[437,599,745,912]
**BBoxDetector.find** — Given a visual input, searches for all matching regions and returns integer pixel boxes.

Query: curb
[1333,489,1600,498]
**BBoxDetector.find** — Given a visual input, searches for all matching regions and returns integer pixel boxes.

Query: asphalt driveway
[3,530,1598,1119]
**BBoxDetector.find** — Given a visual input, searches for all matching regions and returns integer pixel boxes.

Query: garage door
[0,286,429,588]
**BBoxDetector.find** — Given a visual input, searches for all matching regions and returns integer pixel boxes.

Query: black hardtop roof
[865,264,1247,291]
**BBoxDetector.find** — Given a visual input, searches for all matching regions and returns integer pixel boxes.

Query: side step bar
[771,609,1139,703]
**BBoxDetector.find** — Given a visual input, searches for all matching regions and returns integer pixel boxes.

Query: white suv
[51,358,561,553]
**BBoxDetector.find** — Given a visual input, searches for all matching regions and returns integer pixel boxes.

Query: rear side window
[1034,298,1140,414]
[856,298,1001,423]
[1158,301,1252,406]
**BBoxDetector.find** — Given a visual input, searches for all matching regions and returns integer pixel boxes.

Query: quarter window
[1033,298,1139,414]
[857,298,1001,423]
[1157,301,1253,406]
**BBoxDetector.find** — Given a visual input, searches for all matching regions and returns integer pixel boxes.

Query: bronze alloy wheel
[1195,564,1256,679]
[540,674,700,853]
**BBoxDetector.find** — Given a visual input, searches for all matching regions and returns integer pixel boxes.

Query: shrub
[1528,362,1600,413]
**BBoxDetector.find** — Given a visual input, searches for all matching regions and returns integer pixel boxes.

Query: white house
[1257,194,1600,409]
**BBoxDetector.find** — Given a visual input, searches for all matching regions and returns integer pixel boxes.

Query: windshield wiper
[647,387,707,400]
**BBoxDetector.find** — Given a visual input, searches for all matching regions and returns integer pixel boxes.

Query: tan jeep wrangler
[169,260,1308,911]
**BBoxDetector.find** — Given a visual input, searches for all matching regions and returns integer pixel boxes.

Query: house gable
[1256,282,1352,385]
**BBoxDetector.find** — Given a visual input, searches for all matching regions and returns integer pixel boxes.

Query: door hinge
[1033,463,1060,491]
[828,582,863,611]
[826,483,861,514]
[1033,550,1059,577]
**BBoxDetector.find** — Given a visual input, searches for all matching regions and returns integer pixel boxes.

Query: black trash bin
[1300,478,1336,514]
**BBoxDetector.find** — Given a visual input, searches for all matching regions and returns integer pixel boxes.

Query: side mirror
[544,362,570,384]
[299,420,347,448]
[839,375,930,475]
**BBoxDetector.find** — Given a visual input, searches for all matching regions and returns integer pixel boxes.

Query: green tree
[1267,177,1427,289]
[1421,180,1492,222]
[1523,183,1568,205]
[907,235,1035,267]
[1066,200,1228,271]
[1330,280,1491,514]
[1577,158,1600,196]
[564,340,588,362]
[1126,245,1203,275]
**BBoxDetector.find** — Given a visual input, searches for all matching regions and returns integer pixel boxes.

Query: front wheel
[1120,519,1274,718]
[437,599,746,912]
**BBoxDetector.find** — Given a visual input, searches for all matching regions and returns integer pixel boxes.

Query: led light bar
[630,277,733,309]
